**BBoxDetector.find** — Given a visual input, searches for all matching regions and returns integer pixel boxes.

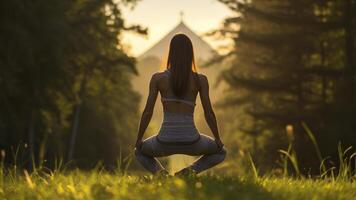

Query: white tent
[138,20,218,63]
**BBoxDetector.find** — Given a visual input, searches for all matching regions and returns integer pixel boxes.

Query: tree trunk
[67,103,81,161]
[67,75,87,161]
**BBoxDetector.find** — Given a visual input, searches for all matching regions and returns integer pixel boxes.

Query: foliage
[215,0,356,174]
[0,0,145,169]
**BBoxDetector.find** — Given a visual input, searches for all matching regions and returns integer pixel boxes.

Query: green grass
[0,170,355,200]
[1,123,355,200]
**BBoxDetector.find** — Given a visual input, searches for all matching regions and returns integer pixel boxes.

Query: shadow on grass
[183,176,274,200]
[136,174,274,200]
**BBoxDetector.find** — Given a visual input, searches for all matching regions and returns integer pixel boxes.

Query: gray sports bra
[160,69,196,107]
[161,97,196,107]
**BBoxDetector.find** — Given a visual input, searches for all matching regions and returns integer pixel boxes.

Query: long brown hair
[166,33,199,97]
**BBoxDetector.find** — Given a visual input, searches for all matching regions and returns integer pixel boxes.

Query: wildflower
[173,178,186,188]
[286,124,294,142]
[67,185,76,193]
[239,150,245,157]
[195,181,202,189]
[57,184,64,194]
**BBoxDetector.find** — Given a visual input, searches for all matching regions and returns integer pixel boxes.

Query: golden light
[286,124,294,141]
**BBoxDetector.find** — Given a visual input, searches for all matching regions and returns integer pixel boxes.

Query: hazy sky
[121,0,234,57]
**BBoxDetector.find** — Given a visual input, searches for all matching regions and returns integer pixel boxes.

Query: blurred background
[0,0,355,175]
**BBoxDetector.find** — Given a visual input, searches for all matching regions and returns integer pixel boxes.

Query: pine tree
[216,0,356,173]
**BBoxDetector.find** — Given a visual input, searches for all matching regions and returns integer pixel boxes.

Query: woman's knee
[134,147,143,158]
[137,136,162,157]
[139,138,155,155]
[220,146,227,154]
[217,146,227,160]
[134,139,152,155]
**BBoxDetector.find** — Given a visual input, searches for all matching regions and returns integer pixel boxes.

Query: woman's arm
[199,74,224,149]
[135,73,159,148]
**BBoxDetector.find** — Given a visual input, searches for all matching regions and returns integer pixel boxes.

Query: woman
[134,33,226,176]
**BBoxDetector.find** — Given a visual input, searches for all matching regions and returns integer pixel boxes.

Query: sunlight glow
[120,0,234,56]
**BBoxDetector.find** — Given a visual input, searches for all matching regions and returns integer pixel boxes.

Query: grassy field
[0,169,355,200]
[1,126,355,200]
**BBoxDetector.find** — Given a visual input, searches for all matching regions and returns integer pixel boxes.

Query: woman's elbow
[204,110,215,118]
[142,109,153,117]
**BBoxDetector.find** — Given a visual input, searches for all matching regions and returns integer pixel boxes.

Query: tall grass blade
[301,122,326,174]
[247,152,259,179]
[282,144,292,177]
[23,170,35,189]
[122,151,133,175]
[278,148,300,178]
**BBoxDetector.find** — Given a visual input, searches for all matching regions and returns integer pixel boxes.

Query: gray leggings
[135,134,227,174]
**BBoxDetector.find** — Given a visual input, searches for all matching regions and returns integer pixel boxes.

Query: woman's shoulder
[194,72,208,82]
[151,70,208,82]
[152,70,168,77]
[150,70,169,82]
[191,72,208,90]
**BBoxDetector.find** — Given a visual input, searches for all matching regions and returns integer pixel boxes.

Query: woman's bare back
[137,69,222,149]
[155,70,201,114]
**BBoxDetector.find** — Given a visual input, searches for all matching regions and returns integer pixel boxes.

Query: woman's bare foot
[155,169,170,177]
[174,167,197,177]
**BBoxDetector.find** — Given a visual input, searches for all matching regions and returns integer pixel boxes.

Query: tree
[215,0,356,174]
[0,0,146,169]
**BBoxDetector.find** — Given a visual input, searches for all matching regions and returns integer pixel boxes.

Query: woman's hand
[215,138,224,150]
[135,139,143,150]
